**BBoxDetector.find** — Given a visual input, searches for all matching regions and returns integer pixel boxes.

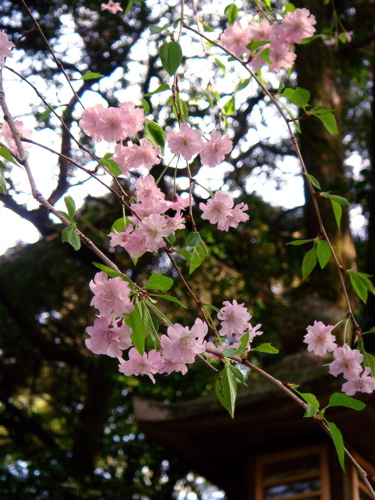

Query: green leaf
[214,58,226,75]
[349,271,370,304]
[100,158,122,176]
[144,119,166,153]
[0,169,7,194]
[165,233,176,245]
[0,146,18,165]
[222,348,237,357]
[296,391,320,408]
[325,420,345,471]
[325,393,366,412]
[324,194,350,207]
[172,96,189,122]
[187,232,202,247]
[124,0,134,14]
[176,248,191,262]
[357,337,375,377]
[92,262,134,288]
[139,302,159,348]
[302,247,317,280]
[111,217,126,233]
[284,3,296,14]
[286,238,314,246]
[258,47,271,65]
[224,3,239,25]
[228,364,247,385]
[159,41,183,76]
[215,365,237,418]
[282,87,311,109]
[156,294,187,309]
[235,331,249,355]
[141,98,150,114]
[247,40,269,51]
[126,305,145,355]
[144,84,170,97]
[252,343,279,354]
[150,24,169,35]
[330,199,342,229]
[81,72,104,80]
[189,235,208,274]
[316,240,331,269]
[305,173,321,190]
[201,22,214,32]
[37,105,58,122]
[314,110,338,134]
[64,195,76,221]
[299,35,320,45]
[61,227,81,251]
[234,78,251,92]
[223,96,236,116]
[146,273,173,292]
[304,403,319,418]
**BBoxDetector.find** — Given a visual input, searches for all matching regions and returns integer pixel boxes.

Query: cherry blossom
[79,104,105,141]
[217,300,252,338]
[0,120,33,154]
[248,19,271,42]
[303,321,337,356]
[135,175,165,202]
[341,367,375,396]
[199,131,233,167]
[200,191,233,226]
[281,8,317,44]
[100,1,123,14]
[89,271,134,318]
[119,102,145,137]
[95,107,128,142]
[329,344,364,380]
[160,319,207,364]
[167,123,203,161]
[123,138,161,170]
[220,21,251,57]
[137,213,172,252]
[85,316,132,358]
[0,31,15,69]
[118,348,164,383]
[217,202,249,231]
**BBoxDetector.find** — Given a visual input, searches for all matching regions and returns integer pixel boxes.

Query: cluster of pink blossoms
[304,321,375,396]
[100,1,123,14]
[0,30,14,69]
[0,120,33,155]
[167,123,233,167]
[220,8,316,72]
[108,175,189,258]
[200,191,249,232]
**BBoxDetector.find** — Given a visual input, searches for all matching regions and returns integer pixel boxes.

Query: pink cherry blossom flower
[85,316,132,358]
[137,213,172,251]
[160,319,207,364]
[199,191,233,226]
[248,19,271,42]
[0,31,15,69]
[167,123,203,162]
[119,102,145,137]
[159,358,188,375]
[79,104,106,141]
[341,367,375,396]
[220,21,252,57]
[217,300,252,338]
[108,226,133,248]
[96,107,128,142]
[122,230,148,258]
[113,143,130,176]
[123,138,161,170]
[131,198,169,220]
[281,8,316,44]
[101,1,123,14]
[89,271,134,318]
[303,321,337,356]
[135,175,165,202]
[118,348,164,383]
[269,43,296,72]
[199,131,233,167]
[329,344,364,380]
[0,120,32,154]
[217,202,249,231]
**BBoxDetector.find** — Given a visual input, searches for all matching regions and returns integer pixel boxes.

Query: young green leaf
[214,58,226,75]
[325,393,366,411]
[348,270,374,304]
[187,232,202,247]
[141,98,150,114]
[126,305,146,355]
[156,294,187,309]
[144,83,170,97]
[61,227,81,251]
[223,95,236,116]
[330,199,342,229]
[305,173,321,190]
[150,24,169,35]
[111,217,126,233]
[316,240,331,269]
[324,194,350,207]
[295,391,320,408]
[0,146,18,165]
[201,22,214,32]
[304,403,319,418]
[258,47,271,65]
[144,119,166,152]
[284,3,296,14]
[0,169,7,194]
[325,420,345,471]
[282,87,311,109]
[215,365,237,418]
[81,72,104,80]
[234,77,251,92]
[64,195,76,221]
[189,239,208,274]
[146,273,173,292]
[314,110,338,135]
[286,239,315,246]
[92,262,134,287]
[302,247,317,280]
[100,158,122,176]
[252,343,279,354]
[224,3,239,25]
[228,364,247,385]
[159,41,183,76]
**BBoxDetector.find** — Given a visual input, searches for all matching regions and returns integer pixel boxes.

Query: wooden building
[134,351,375,500]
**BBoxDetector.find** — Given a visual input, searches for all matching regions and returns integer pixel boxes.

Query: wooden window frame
[255,444,331,500]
